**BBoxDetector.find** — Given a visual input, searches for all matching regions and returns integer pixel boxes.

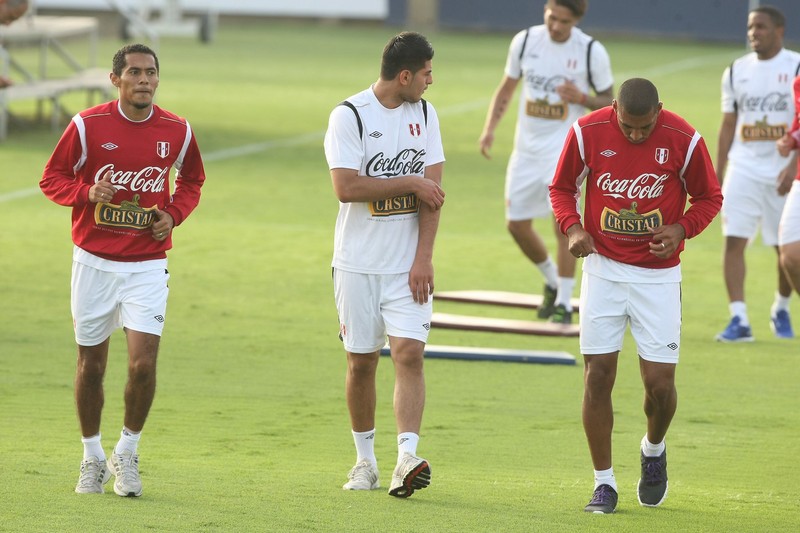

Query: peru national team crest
[408,123,421,136]
[156,141,170,159]
[655,147,669,165]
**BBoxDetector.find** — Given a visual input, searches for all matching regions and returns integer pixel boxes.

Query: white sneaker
[388,452,430,498]
[107,450,143,497]
[75,456,111,494]
[343,460,380,490]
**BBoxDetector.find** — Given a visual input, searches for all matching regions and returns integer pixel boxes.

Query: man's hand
[89,171,116,203]
[413,177,445,210]
[151,210,174,241]
[556,80,586,106]
[408,259,434,304]
[646,222,685,258]
[566,224,597,258]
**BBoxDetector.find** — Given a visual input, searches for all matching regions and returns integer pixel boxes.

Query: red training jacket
[41,101,206,262]
[549,106,723,269]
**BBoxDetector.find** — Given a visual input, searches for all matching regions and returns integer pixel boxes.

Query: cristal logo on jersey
[526,97,567,120]
[600,202,663,236]
[94,193,157,230]
[655,148,669,164]
[741,115,787,141]
[408,123,421,136]
[94,163,168,194]
[157,141,170,158]
[369,193,419,217]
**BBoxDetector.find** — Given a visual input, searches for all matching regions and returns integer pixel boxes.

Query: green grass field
[1,18,798,532]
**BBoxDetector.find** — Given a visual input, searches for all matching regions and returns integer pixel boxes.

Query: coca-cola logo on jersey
[739,92,790,113]
[95,163,168,193]
[366,149,426,178]
[597,172,667,200]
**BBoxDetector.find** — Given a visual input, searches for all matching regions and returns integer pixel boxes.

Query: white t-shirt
[324,86,446,274]
[505,25,613,159]
[721,48,800,183]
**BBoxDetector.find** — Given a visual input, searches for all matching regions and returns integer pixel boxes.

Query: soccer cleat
[537,284,558,319]
[637,449,668,507]
[548,304,573,324]
[584,484,618,514]
[75,456,111,494]
[107,450,143,497]
[342,460,380,490]
[715,316,754,342]
[770,309,794,339]
[388,452,430,498]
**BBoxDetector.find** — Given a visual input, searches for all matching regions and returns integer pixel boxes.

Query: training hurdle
[380,344,575,365]
[435,289,580,311]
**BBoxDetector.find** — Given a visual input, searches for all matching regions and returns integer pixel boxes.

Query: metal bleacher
[0,7,112,140]
[0,1,216,140]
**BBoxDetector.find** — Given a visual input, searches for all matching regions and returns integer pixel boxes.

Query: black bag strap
[339,99,427,139]
[338,100,363,139]
[586,38,597,93]
[728,61,737,112]
[518,28,530,76]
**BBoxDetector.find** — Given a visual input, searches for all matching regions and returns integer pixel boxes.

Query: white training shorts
[71,261,170,346]
[333,268,432,354]
[778,179,800,246]
[579,272,681,364]
[721,168,787,245]
[504,151,558,221]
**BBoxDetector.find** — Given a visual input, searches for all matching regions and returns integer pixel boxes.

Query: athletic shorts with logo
[71,252,169,346]
[579,272,681,364]
[333,268,432,353]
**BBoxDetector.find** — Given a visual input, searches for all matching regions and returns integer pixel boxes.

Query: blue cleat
[715,316,754,343]
[770,309,794,339]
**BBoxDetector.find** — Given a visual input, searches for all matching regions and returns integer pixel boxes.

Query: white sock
[555,276,575,309]
[730,301,749,326]
[81,433,104,461]
[772,293,791,315]
[535,257,558,289]
[641,434,665,457]
[352,429,377,465]
[594,467,617,491]
[114,427,141,455]
[397,432,419,460]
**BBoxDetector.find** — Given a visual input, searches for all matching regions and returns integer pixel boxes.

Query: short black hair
[617,78,660,116]
[750,5,785,28]
[380,31,434,81]
[550,0,587,18]
[112,43,159,76]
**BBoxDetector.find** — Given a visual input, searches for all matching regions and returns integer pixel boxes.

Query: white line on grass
[0,51,734,205]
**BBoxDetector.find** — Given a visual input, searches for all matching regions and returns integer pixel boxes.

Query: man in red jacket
[550,78,722,514]
[40,43,206,497]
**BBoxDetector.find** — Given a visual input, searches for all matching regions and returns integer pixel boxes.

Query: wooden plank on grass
[380,344,576,365]
[432,312,579,337]
[435,290,580,311]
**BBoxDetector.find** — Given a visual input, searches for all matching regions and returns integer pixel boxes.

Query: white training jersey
[505,24,613,159]
[324,86,445,275]
[721,48,800,183]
